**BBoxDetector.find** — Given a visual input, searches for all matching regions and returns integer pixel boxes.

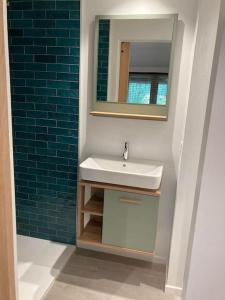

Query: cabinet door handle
[119,198,143,205]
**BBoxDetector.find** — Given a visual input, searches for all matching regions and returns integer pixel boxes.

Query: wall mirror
[91,14,178,120]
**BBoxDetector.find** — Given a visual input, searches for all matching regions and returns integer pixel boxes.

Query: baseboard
[152,255,166,265]
[165,284,182,297]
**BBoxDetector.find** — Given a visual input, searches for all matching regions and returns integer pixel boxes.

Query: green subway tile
[37,188,57,197]
[9,45,24,54]
[69,47,79,56]
[57,105,77,114]
[13,54,33,62]
[56,1,80,10]
[34,38,56,46]
[47,46,69,55]
[55,20,79,29]
[46,11,69,19]
[23,28,46,37]
[49,111,70,121]
[10,19,33,28]
[9,29,24,37]
[35,148,56,156]
[47,64,70,73]
[14,86,34,95]
[48,127,69,136]
[25,63,46,71]
[16,131,36,140]
[47,96,70,105]
[70,11,80,20]
[26,46,46,54]
[57,55,76,64]
[37,176,57,185]
[13,70,34,79]
[35,103,56,112]
[15,172,36,182]
[33,19,55,29]
[57,89,77,97]
[13,78,26,86]
[8,10,23,19]
[35,87,56,96]
[15,153,28,160]
[27,110,48,118]
[48,142,69,151]
[57,72,77,81]
[57,150,75,159]
[37,162,56,171]
[23,10,45,19]
[14,117,35,125]
[36,133,56,142]
[46,29,70,38]
[26,79,47,88]
[57,38,77,47]
[69,29,80,38]
[57,178,76,187]
[12,95,26,102]
[33,1,55,10]
[17,125,47,134]
[57,136,77,145]
[70,65,79,73]
[10,1,33,10]
[47,80,74,89]
[13,102,35,110]
[36,119,56,127]
[29,181,48,189]
[26,95,47,103]
[50,112,77,122]
[35,71,56,80]
[48,170,69,179]
[12,109,26,117]
[35,55,56,63]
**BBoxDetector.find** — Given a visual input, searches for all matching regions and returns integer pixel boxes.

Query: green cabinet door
[102,190,159,252]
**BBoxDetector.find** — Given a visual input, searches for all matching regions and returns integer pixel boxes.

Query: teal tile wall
[97,19,110,101]
[8,0,80,244]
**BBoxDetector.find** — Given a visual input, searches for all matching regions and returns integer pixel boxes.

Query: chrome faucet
[122,142,129,161]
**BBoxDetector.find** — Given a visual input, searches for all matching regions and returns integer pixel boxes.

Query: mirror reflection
[96,18,173,106]
[119,41,171,105]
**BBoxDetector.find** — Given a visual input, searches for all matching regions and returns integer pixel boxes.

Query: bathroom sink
[80,155,163,190]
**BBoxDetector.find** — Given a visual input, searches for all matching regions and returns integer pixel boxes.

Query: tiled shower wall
[8,0,80,244]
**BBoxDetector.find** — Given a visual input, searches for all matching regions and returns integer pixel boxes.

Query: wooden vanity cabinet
[77,180,160,259]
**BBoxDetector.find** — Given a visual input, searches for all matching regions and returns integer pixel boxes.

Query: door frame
[0,1,17,299]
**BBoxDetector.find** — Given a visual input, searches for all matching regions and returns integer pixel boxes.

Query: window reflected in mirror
[120,41,171,105]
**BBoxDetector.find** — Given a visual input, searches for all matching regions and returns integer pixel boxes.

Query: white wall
[80,0,197,263]
[166,0,223,294]
[183,4,225,299]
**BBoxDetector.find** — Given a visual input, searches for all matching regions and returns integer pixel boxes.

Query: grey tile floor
[44,249,180,300]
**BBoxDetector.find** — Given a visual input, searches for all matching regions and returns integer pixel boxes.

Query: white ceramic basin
[80,155,163,190]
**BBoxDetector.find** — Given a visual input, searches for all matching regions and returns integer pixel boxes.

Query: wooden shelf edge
[81,210,103,216]
[90,111,167,121]
[79,180,160,197]
[81,195,104,216]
